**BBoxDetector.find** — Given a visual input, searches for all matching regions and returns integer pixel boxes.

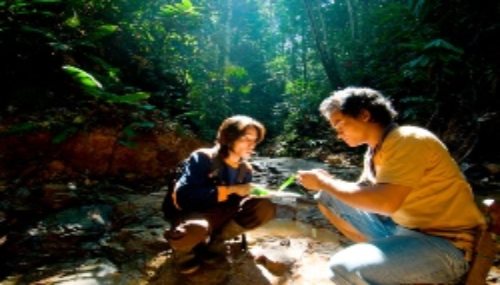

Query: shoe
[175,252,201,274]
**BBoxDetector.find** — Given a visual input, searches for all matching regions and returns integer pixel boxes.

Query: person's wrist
[317,176,329,190]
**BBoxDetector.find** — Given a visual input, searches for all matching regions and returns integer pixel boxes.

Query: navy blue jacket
[175,151,252,211]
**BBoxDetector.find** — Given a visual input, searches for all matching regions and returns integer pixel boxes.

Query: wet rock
[3,156,498,284]
[42,183,78,210]
[253,239,298,276]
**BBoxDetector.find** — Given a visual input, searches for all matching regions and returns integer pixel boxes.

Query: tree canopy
[1,0,498,160]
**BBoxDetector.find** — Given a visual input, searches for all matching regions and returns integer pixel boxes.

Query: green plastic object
[250,186,270,196]
[278,175,296,191]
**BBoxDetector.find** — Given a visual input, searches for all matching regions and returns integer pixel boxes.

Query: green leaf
[90,24,119,40]
[20,26,57,40]
[1,122,37,135]
[122,125,136,138]
[32,0,61,3]
[423,39,463,55]
[64,12,80,28]
[278,175,296,192]
[119,140,137,148]
[140,104,156,110]
[106,91,150,104]
[62,65,103,89]
[133,121,155,129]
[224,65,248,79]
[52,127,77,144]
[160,0,200,17]
[239,84,252,94]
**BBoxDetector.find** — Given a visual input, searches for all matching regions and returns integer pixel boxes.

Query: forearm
[318,178,401,215]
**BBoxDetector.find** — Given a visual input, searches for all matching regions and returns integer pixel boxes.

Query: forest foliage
[0,0,498,160]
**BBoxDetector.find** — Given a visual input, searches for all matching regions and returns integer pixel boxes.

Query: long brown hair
[215,115,266,158]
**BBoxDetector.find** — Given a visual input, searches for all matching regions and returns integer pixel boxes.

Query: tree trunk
[301,19,308,83]
[224,0,232,68]
[345,0,356,39]
[303,0,344,89]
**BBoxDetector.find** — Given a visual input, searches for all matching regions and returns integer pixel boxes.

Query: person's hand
[218,184,252,201]
[230,183,252,197]
[297,169,331,191]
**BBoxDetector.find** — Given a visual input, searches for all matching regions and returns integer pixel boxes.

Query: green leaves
[62,65,150,105]
[32,0,62,4]
[120,121,156,147]
[109,92,150,105]
[52,126,77,144]
[160,0,200,17]
[423,39,463,56]
[63,65,103,90]
[1,122,38,136]
[90,24,119,40]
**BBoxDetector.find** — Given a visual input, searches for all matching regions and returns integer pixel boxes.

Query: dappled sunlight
[247,219,341,243]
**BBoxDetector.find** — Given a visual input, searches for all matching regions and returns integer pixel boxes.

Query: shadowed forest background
[1,0,499,160]
[0,0,499,283]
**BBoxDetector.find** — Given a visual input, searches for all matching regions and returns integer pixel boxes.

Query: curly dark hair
[319,87,398,126]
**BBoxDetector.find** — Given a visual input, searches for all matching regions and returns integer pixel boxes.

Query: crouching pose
[298,87,486,284]
[163,115,276,274]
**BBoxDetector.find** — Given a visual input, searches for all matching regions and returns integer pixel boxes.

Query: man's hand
[297,169,332,191]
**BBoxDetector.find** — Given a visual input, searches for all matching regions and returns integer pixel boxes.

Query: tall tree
[303,0,344,89]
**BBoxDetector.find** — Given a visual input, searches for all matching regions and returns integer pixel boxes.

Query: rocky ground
[0,157,499,284]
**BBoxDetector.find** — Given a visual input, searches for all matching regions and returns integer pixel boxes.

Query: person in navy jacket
[164,115,276,274]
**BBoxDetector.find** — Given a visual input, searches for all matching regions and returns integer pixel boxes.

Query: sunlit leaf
[73,115,86,124]
[160,0,200,16]
[182,111,201,118]
[62,65,103,89]
[86,55,121,82]
[107,92,150,104]
[20,26,56,40]
[90,24,119,40]
[48,42,71,51]
[64,12,80,28]
[224,65,248,79]
[239,84,252,94]
[11,0,29,8]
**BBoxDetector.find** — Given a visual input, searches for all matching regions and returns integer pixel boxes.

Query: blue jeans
[316,191,469,285]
